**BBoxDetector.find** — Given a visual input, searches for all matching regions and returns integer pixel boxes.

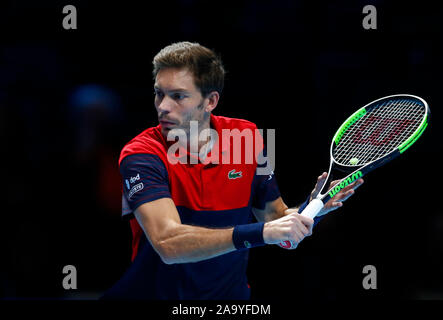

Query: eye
[172,93,186,100]
[154,89,164,98]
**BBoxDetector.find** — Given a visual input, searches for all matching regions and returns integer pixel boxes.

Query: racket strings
[339,100,421,163]
[350,100,413,161]
[333,99,425,166]
[335,99,423,164]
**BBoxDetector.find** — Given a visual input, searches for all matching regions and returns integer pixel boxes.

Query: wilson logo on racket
[328,171,363,198]
[351,116,416,146]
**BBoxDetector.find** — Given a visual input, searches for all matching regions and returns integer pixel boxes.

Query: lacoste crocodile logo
[228,169,242,179]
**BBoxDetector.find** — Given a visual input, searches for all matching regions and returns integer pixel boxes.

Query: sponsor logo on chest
[228,169,242,179]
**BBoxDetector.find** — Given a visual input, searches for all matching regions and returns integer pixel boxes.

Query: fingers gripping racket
[280,94,430,248]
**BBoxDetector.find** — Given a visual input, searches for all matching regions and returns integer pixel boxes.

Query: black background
[1,0,442,301]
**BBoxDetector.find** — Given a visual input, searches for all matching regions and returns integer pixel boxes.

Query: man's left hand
[309,172,364,217]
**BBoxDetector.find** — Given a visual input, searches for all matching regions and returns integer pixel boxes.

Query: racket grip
[299,198,324,219]
[278,199,324,249]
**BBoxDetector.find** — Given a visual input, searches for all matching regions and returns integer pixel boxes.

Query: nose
[157,95,174,114]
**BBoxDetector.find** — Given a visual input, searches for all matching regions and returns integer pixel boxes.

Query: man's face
[154,68,209,138]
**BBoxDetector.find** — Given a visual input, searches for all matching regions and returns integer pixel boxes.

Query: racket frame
[280,94,429,247]
[315,94,429,207]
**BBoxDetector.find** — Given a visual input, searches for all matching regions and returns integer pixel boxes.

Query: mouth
[159,119,177,128]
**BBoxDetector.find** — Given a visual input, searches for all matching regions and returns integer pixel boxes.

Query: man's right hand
[262,209,313,250]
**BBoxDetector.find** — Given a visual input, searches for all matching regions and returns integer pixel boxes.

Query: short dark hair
[153,42,225,97]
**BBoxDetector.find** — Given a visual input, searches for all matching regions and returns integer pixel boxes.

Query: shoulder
[211,114,258,131]
[119,125,167,166]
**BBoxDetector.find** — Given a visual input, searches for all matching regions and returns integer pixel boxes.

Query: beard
[161,99,211,144]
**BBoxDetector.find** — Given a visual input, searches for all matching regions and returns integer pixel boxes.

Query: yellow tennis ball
[350,157,359,165]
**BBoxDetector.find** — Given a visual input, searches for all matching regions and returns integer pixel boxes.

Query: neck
[188,117,212,153]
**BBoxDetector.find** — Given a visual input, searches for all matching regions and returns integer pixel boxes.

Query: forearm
[269,195,312,221]
[256,199,303,223]
[155,210,312,263]
[253,198,289,223]
[266,205,288,221]
[155,223,236,264]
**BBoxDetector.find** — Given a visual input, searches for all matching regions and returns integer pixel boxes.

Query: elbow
[148,223,184,265]
[155,240,179,265]
[160,254,176,265]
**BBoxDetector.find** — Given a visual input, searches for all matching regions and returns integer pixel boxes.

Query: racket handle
[299,198,324,219]
[278,199,324,249]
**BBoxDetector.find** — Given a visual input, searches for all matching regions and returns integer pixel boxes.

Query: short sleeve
[119,153,171,217]
[251,146,281,209]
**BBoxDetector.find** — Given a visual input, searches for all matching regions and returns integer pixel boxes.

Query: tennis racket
[280,94,430,249]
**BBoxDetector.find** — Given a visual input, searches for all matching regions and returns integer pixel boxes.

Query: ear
[204,91,220,113]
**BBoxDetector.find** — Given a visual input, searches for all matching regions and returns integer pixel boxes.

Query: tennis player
[102,42,363,300]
